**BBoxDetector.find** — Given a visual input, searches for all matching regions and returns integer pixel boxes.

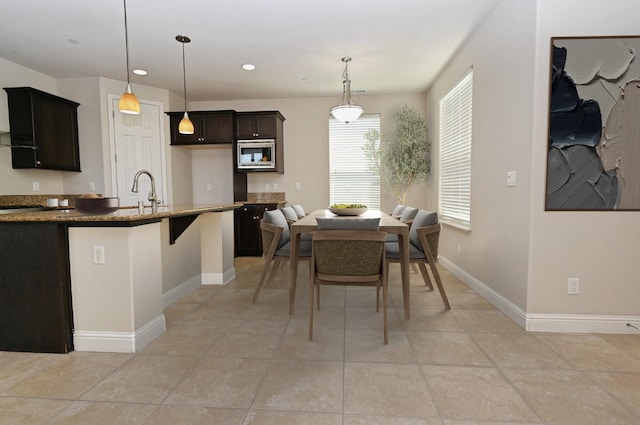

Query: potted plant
[363,105,431,205]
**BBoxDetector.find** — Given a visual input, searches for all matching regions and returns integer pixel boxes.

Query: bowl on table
[328,205,367,216]
[74,195,119,215]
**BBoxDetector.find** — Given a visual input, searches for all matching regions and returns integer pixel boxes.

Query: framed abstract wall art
[546,36,640,210]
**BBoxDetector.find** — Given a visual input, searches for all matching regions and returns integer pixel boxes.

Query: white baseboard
[202,267,236,286]
[439,256,640,335]
[73,314,166,353]
[162,275,202,308]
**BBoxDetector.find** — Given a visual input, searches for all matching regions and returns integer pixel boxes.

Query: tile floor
[1,257,640,424]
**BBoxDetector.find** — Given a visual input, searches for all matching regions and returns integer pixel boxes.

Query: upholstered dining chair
[252,209,311,303]
[391,204,406,219]
[291,204,306,219]
[309,219,388,344]
[386,210,450,309]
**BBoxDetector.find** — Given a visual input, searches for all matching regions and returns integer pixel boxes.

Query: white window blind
[439,70,473,228]
[329,114,380,209]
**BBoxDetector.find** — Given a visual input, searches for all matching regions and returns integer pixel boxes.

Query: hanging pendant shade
[118,0,140,115]
[330,57,364,124]
[119,83,140,115]
[178,111,194,134]
[176,35,194,135]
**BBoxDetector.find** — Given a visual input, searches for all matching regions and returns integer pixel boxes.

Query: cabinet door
[254,114,277,138]
[32,94,81,170]
[169,113,201,145]
[236,113,278,139]
[234,206,262,256]
[235,114,257,139]
[201,112,234,144]
[5,87,81,171]
[234,204,278,256]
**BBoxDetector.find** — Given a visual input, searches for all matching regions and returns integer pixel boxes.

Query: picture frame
[546,36,640,211]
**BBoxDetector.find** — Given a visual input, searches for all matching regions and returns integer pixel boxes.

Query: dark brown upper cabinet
[235,111,284,140]
[167,110,235,145]
[4,87,81,171]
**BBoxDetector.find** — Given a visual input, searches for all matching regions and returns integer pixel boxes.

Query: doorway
[108,96,167,207]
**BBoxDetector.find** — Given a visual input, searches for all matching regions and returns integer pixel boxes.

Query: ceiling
[0,0,501,101]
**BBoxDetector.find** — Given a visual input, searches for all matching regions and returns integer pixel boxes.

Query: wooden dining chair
[309,229,388,344]
[252,210,311,303]
[386,210,450,309]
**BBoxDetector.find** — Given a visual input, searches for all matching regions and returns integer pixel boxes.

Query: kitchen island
[0,203,240,354]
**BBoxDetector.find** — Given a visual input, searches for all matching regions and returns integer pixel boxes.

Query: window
[439,70,473,229]
[329,114,381,209]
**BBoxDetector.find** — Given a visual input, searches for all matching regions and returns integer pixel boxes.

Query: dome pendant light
[330,57,364,124]
[176,35,194,135]
[118,0,140,114]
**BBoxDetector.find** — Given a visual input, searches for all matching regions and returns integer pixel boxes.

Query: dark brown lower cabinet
[234,203,278,256]
[0,223,74,353]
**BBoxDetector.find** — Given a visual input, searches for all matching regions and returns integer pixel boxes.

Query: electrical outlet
[295,182,301,190]
[568,277,580,295]
[264,183,270,190]
[206,183,212,191]
[457,244,462,254]
[93,246,105,264]
[89,181,96,191]
[272,183,278,190]
[32,181,40,192]
[507,171,517,187]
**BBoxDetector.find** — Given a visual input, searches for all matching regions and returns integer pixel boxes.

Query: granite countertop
[246,192,287,205]
[0,203,242,223]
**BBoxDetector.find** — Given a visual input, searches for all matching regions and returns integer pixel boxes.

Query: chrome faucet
[131,170,160,212]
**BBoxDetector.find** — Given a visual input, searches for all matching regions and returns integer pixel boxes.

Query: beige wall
[427,0,536,311]
[0,57,64,195]
[189,94,429,213]
[528,0,640,318]
[428,0,640,330]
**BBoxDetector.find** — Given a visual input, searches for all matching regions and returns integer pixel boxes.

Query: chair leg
[376,286,380,312]
[429,262,450,309]
[252,256,274,303]
[417,263,434,291]
[309,274,315,341]
[266,258,282,287]
[383,264,388,344]
[411,263,419,274]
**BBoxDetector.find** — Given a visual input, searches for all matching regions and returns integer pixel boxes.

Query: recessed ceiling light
[242,63,256,71]
[132,69,147,76]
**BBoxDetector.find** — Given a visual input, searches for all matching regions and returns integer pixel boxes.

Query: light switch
[93,246,105,264]
[507,171,516,187]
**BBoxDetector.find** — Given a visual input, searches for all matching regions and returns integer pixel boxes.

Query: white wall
[190,93,429,213]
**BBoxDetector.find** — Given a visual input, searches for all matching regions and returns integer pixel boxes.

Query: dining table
[289,209,411,319]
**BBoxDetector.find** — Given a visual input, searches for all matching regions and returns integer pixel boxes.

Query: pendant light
[330,57,364,124]
[118,0,140,114]
[176,35,194,134]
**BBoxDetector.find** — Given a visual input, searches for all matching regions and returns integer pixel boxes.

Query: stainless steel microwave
[237,140,275,169]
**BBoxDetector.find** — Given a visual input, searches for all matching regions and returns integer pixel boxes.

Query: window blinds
[439,70,473,228]
[329,114,381,209]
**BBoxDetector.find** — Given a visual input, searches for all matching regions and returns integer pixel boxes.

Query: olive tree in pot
[363,105,431,205]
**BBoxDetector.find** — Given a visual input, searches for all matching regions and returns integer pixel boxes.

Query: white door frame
[107,95,168,206]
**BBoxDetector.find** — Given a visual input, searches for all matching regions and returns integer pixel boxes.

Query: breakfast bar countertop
[0,202,243,223]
